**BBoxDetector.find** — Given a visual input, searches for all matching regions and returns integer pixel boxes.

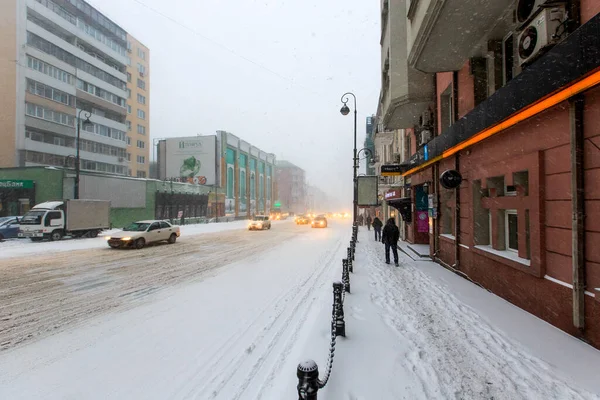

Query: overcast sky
[89,0,380,208]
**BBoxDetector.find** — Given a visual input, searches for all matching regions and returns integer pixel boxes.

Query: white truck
[18,200,111,241]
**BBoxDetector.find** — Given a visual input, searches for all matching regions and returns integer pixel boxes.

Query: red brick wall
[457,61,475,118]
[436,72,453,134]
[581,0,600,24]
[584,86,600,291]
[437,87,600,348]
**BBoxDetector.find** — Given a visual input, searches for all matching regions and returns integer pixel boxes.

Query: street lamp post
[340,92,358,226]
[357,148,373,174]
[74,109,92,199]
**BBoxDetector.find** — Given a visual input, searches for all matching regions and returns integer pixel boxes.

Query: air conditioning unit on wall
[517,6,566,66]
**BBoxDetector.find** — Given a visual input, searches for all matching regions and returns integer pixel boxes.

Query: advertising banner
[165,136,216,185]
[357,176,378,206]
[417,211,429,233]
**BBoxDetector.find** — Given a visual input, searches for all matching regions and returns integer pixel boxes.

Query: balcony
[379,0,434,130]
[407,0,514,72]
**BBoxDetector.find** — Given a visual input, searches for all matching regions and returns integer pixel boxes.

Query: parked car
[311,215,328,228]
[248,215,271,230]
[0,216,21,241]
[105,220,180,249]
[295,214,310,225]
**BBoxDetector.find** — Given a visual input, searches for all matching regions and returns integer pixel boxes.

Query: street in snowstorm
[1,220,599,399]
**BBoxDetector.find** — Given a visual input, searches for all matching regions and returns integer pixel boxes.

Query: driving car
[0,216,20,241]
[311,215,328,228]
[295,214,310,225]
[248,215,271,230]
[105,220,180,249]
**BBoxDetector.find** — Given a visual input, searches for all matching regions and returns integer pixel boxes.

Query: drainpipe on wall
[454,153,461,269]
[570,94,586,331]
[433,163,440,258]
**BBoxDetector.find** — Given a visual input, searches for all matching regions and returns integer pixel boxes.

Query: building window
[77,79,126,107]
[137,94,146,104]
[137,63,146,75]
[127,104,131,114]
[25,102,74,127]
[127,72,131,82]
[137,109,145,119]
[137,170,147,178]
[136,140,145,149]
[137,124,146,135]
[127,89,131,99]
[137,78,146,90]
[125,56,131,66]
[440,84,454,133]
[505,210,518,252]
[126,136,131,145]
[137,48,146,60]
[127,41,132,51]
[27,79,74,107]
[137,155,145,164]
[26,56,74,84]
[126,152,131,161]
[126,120,132,131]
[503,32,514,85]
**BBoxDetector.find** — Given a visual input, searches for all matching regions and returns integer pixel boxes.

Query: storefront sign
[0,180,34,189]
[384,189,401,200]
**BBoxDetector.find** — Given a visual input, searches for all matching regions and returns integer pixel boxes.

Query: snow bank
[0,219,272,260]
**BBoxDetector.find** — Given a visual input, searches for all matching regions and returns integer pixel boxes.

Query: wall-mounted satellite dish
[440,170,463,189]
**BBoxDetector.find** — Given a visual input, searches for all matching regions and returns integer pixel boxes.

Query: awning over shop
[387,197,412,223]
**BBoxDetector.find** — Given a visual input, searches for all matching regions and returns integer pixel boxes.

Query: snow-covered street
[1,222,599,399]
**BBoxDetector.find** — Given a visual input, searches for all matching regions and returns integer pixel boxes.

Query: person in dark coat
[372,217,383,241]
[366,215,372,231]
[382,218,400,266]
[358,214,364,226]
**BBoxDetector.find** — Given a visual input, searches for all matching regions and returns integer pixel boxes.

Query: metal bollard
[333,281,345,337]
[342,259,350,293]
[347,247,353,271]
[297,360,320,399]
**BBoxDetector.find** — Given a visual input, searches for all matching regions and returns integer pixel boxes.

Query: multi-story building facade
[377,0,600,347]
[364,115,376,176]
[275,160,306,214]
[157,131,276,219]
[125,34,149,178]
[0,0,145,178]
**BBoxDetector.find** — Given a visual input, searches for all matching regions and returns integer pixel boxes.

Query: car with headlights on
[295,214,310,225]
[105,220,180,249]
[311,215,328,228]
[248,215,271,230]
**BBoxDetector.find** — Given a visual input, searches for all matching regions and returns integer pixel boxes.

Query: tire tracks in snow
[363,242,599,400]
[172,235,343,400]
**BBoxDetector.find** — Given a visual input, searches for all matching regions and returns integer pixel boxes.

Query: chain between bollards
[297,282,345,399]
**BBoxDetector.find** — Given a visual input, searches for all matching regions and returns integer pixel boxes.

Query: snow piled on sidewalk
[272,229,600,399]
[0,219,262,260]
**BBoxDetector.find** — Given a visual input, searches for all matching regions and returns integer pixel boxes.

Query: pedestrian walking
[382,218,400,266]
[372,217,383,241]
[358,214,364,226]
[366,215,372,231]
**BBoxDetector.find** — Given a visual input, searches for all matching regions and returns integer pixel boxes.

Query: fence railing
[296,223,358,399]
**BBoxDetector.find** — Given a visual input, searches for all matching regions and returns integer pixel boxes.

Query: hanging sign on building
[357,176,379,206]
[380,164,403,176]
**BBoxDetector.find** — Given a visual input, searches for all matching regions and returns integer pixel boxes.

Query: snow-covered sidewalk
[275,229,600,399]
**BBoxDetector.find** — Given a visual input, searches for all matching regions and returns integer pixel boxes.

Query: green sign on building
[0,180,35,189]
[274,201,281,208]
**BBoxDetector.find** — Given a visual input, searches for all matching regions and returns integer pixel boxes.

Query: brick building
[376,0,600,347]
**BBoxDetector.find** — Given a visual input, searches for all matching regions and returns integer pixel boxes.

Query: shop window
[440,189,455,237]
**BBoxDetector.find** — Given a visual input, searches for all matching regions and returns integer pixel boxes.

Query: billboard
[165,136,217,185]
[357,175,378,206]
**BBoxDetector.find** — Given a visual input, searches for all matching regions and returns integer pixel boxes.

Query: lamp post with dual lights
[74,110,92,199]
[340,92,358,225]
